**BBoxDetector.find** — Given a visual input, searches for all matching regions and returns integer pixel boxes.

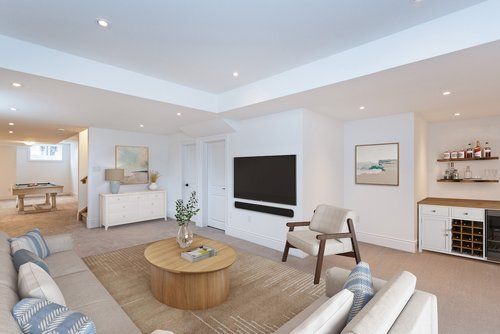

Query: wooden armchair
[282,205,361,284]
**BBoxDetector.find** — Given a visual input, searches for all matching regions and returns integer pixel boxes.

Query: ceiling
[222,40,500,123]
[0,0,486,93]
[0,69,215,145]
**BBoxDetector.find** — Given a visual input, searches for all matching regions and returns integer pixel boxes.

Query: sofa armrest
[45,234,74,253]
[325,267,387,297]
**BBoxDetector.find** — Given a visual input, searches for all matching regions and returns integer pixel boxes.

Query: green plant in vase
[175,191,200,248]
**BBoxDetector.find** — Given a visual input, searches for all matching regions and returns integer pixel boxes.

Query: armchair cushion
[287,230,353,256]
[310,205,355,235]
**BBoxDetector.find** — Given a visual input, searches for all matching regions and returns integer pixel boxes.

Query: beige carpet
[83,243,325,334]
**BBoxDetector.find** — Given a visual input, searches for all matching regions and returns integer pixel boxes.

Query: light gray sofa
[275,267,438,334]
[0,231,172,334]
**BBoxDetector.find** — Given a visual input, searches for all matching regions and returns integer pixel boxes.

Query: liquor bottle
[474,141,482,158]
[458,149,465,159]
[466,143,474,159]
[484,142,492,158]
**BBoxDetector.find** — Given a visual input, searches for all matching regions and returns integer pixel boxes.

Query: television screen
[234,155,296,205]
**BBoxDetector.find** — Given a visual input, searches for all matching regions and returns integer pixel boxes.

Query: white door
[421,216,450,253]
[182,144,198,211]
[207,140,226,230]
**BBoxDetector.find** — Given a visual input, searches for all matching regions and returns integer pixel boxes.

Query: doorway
[205,140,227,230]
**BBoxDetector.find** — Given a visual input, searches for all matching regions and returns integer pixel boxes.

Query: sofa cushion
[274,296,329,334]
[0,251,18,291]
[1,231,12,254]
[45,250,88,278]
[343,262,375,323]
[44,234,74,254]
[341,271,416,334]
[12,298,96,334]
[0,286,21,334]
[12,249,50,274]
[18,262,66,306]
[9,228,50,259]
[388,291,438,334]
[54,270,115,309]
[287,229,352,256]
[76,300,141,334]
[291,289,354,334]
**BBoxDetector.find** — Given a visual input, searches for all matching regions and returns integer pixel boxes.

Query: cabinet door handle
[444,234,450,236]
[431,210,436,213]
[463,212,469,215]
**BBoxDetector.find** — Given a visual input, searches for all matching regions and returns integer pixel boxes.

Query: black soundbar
[234,201,294,218]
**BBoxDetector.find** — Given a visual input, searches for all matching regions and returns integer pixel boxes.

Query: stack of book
[181,245,218,263]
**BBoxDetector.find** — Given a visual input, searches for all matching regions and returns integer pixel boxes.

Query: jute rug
[83,243,325,334]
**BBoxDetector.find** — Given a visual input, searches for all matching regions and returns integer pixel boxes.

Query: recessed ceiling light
[11,82,22,88]
[10,107,17,111]
[96,18,110,28]
[232,72,239,77]
[454,113,461,116]
[139,124,144,128]
[442,91,451,96]
[176,112,182,116]
[58,128,65,131]
[8,122,14,126]
[24,141,34,146]
[359,106,366,110]
[8,130,13,134]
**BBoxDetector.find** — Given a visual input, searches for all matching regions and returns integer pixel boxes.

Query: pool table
[12,183,64,214]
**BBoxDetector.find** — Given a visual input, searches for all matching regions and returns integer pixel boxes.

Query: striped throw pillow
[12,298,96,334]
[343,261,375,323]
[9,228,51,259]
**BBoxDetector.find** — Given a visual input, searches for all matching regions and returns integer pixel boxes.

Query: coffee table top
[144,237,236,274]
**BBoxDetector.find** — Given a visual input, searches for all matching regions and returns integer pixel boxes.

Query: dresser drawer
[451,207,484,221]
[106,195,132,204]
[420,205,449,217]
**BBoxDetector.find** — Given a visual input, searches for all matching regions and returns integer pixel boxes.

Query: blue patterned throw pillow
[12,298,96,334]
[9,228,50,259]
[12,249,50,274]
[343,261,375,323]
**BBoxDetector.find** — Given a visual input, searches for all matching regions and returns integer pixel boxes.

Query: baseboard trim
[225,226,307,258]
[357,231,417,253]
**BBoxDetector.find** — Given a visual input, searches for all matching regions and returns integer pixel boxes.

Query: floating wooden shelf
[437,179,499,183]
[437,157,498,162]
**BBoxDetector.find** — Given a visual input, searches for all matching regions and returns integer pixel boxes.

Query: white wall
[302,109,344,216]
[0,145,17,200]
[344,113,417,252]
[16,144,73,196]
[427,116,500,200]
[86,127,169,228]
[226,110,305,253]
[414,115,428,238]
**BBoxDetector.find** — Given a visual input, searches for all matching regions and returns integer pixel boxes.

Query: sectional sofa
[275,267,438,334]
[0,231,172,334]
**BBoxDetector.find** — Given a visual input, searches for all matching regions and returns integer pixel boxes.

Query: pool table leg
[45,193,50,205]
[18,195,25,214]
[50,193,57,210]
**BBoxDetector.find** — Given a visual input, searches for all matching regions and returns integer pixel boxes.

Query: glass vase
[176,222,193,248]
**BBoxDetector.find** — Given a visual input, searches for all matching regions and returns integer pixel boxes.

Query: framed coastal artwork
[115,145,149,184]
[355,143,399,186]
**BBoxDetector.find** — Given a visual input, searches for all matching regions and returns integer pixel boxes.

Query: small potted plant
[149,171,160,190]
[175,191,200,248]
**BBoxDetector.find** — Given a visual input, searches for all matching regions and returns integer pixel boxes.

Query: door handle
[185,183,189,187]
[222,187,226,190]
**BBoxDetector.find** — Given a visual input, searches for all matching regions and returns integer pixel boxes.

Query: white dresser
[100,190,166,230]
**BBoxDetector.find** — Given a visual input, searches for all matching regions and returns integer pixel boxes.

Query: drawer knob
[464,212,468,215]
[431,210,436,213]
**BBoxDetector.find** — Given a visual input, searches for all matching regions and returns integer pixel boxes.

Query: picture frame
[115,145,149,185]
[355,143,399,186]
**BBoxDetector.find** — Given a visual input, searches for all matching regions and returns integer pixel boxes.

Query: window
[29,144,63,161]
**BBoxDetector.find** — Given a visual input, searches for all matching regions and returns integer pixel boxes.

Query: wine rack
[451,219,484,258]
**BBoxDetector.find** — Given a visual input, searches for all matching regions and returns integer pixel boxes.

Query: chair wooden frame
[282,218,361,284]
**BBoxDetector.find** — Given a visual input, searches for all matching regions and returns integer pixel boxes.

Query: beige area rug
[83,243,325,334]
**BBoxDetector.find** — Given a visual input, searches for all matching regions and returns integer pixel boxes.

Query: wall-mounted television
[234,155,296,205]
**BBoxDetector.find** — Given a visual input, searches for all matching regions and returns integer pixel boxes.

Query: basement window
[29,144,63,161]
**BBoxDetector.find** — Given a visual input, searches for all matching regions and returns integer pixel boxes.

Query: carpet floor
[83,243,325,334]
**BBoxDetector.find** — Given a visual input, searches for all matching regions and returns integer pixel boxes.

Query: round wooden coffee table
[144,237,236,310]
